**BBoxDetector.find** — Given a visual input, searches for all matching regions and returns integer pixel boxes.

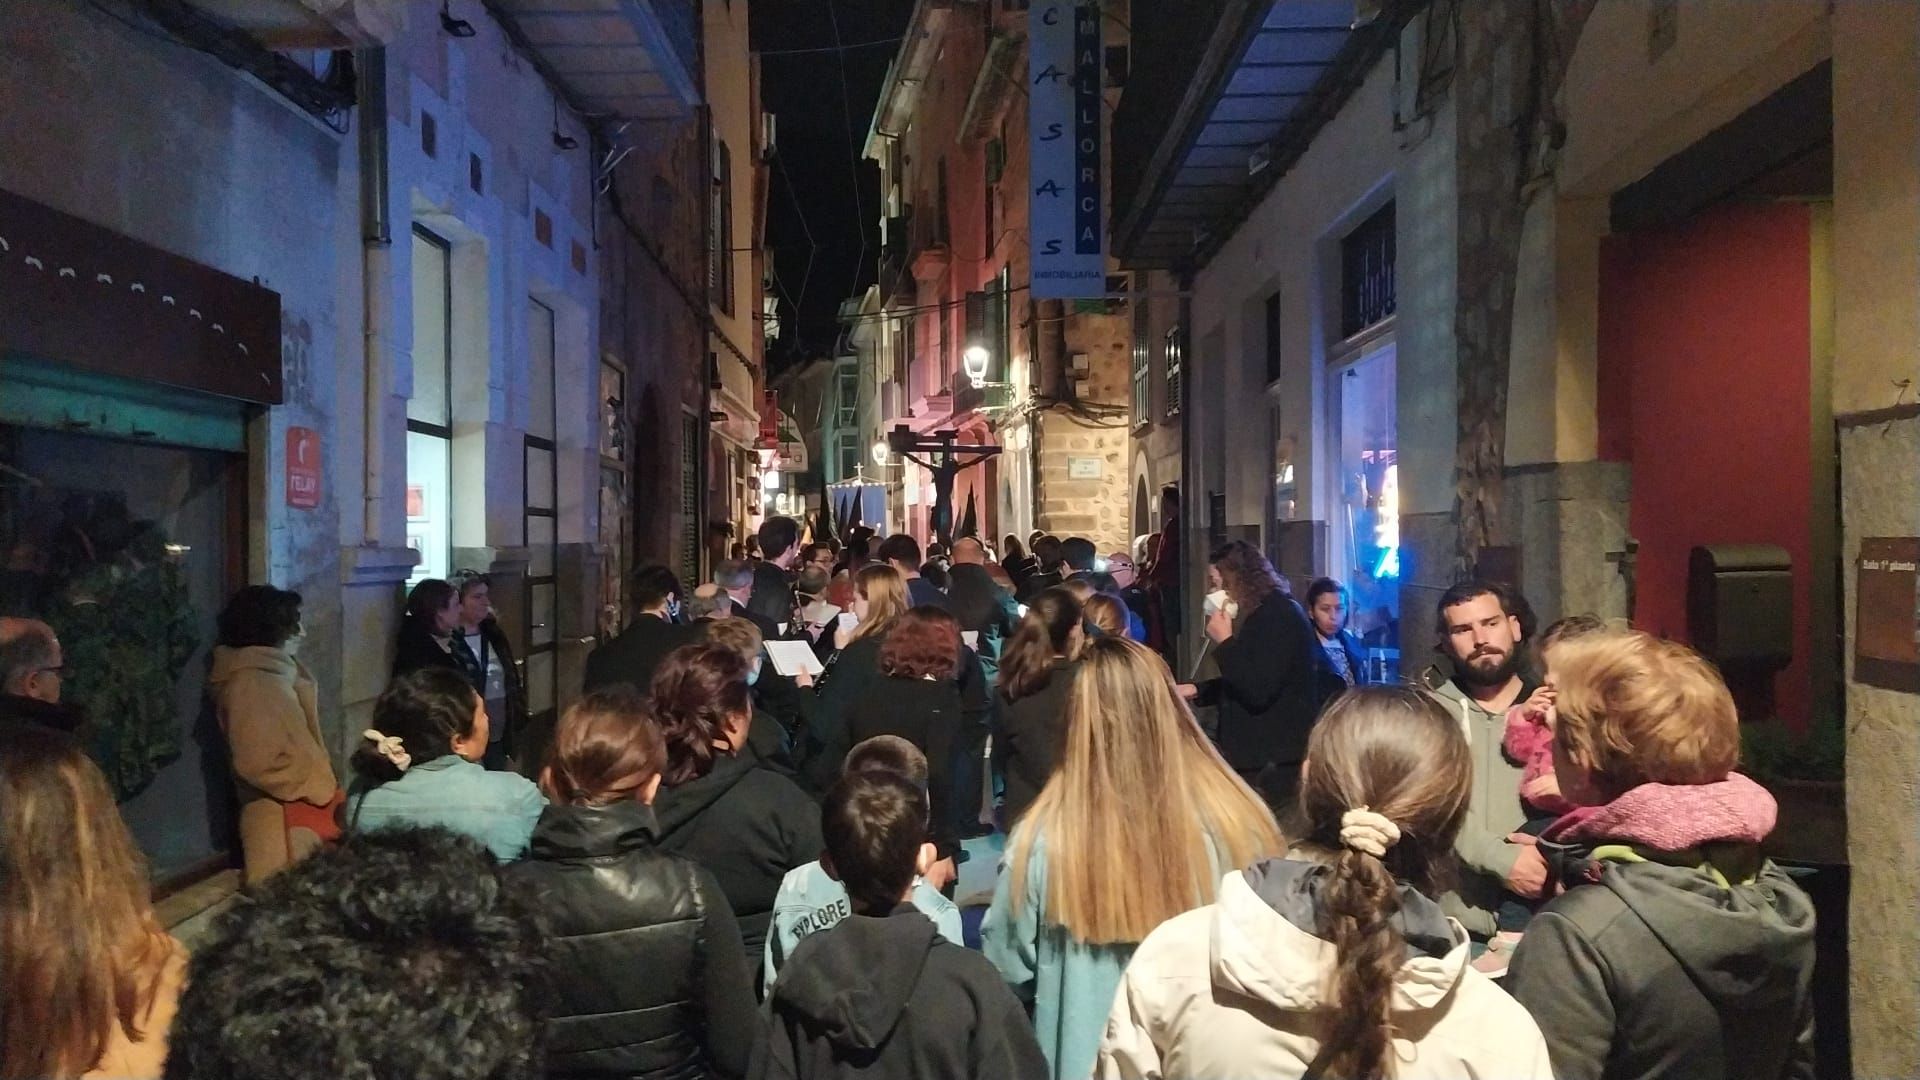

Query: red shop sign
[286,426,322,509]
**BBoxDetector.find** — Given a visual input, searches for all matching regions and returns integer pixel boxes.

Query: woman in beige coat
[209,585,339,883]
[1097,687,1553,1080]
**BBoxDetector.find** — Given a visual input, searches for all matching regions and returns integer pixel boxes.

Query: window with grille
[1131,295,1150,423]
[1163,323,1184,420]
[1340,202,1395,338]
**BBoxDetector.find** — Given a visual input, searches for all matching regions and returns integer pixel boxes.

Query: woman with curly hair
[1180,540,1322,817]
[647,643,822,974]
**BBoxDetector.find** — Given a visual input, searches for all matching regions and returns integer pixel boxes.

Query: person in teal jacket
[981,637,1283,1080]
[344,668,545,862]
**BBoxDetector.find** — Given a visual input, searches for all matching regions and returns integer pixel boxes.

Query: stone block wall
[1032,308,1133,552]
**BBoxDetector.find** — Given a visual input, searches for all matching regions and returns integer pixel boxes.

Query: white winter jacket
[1096,867,1555,1080]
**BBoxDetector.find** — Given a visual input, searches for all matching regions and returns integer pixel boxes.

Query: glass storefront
[1334,342,1400,681]
[1,422,239,880]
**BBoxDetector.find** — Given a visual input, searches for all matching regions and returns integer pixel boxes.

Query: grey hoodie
[1427,674,1532,936]
[1506,851,1816,1080]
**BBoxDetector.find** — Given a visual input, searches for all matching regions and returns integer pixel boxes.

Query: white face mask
[284,623,306,656]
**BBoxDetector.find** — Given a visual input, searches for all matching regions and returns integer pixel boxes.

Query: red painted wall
[1596,202,1813,726]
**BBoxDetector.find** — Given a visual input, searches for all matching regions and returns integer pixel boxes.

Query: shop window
[0,420,240,881]
[1334,342,1400,681]
[407,227,454,583]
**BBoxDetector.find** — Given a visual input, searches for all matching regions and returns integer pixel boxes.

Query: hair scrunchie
[1339,806,1402,858]
[362,729,412,773]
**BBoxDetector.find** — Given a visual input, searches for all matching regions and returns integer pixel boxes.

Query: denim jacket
[345,755,546,862]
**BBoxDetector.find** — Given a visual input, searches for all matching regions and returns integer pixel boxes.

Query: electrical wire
[770,144,819,337]
[826,0,871,332]
[757,34,907,57]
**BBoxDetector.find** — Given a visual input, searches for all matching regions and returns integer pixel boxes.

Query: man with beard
[1424,581,1550,944]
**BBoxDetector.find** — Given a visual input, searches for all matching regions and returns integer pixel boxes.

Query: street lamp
[871,439,891,467]
[963,343,991,388]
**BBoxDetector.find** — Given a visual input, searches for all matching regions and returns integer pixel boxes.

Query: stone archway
[1133,474,1150,542]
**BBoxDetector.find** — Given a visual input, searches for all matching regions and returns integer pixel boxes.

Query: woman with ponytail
[647,642,822,974]
[993,586,1086,827]
[1096,686,1553,1080]
[504,689,758,1078]
[344,667,544,861]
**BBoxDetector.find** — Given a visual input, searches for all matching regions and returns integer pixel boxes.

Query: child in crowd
[754,768,1048,1079]
[166,828,545,1080]
[1507,631,1816,1080]
[1502,613,1608,831]
[764,735,962,991]
[343,667,546,861]
[1097,687,1554,1080]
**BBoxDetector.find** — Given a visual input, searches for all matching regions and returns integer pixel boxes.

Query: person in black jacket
[1016,536,1066,603]
[1304,576,1370,705]
[991,588,1085,829]
[648,643,822,976]
[504,688,758,1080]
[747,516,802,628]
[945,537,1019,682]
[806,568,989,833]
[585,566,701,696]
[392,578,482,685]
[1180,541,1320,820]
[751,769,1047,1080]
[0,616,85,736]
[451,572,526,771]
[842,607,979,891]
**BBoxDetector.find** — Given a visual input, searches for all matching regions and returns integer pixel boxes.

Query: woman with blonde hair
[983,636,1283,1080]
[1,725,186,1079]
[1098,686,1553,1080]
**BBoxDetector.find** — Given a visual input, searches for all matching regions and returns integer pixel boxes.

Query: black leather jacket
[505,801,758,1080]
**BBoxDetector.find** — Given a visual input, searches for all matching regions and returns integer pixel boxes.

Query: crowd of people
[0,506,1818,1080]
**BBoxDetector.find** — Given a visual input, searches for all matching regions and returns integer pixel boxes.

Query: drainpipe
[697,103,715,578]
[358,47,392,546]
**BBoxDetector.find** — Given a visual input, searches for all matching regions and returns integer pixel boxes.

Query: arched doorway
[1133,474,1150,542]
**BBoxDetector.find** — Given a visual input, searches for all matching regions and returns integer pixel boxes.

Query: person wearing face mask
[452,572,524,771]
[585,565,703,697]
[701,615,802,776]
[208,585,341,883]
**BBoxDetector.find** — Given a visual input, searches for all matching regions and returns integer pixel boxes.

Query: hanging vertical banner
[1029,0,1104,299]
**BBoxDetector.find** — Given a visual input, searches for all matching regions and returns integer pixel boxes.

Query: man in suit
[582,565,701,695]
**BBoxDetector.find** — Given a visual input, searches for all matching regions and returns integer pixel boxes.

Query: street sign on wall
[286,426,321,509]
[1028,0,1104,299]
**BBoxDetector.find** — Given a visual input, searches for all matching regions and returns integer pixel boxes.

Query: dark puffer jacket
[505,800,758,1080]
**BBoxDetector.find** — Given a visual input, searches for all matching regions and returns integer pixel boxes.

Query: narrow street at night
[1,1,1915,1078]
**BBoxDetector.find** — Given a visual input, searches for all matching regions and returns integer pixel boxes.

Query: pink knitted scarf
[1542,772,1777,852]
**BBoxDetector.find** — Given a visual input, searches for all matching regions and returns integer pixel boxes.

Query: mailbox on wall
[1687,544,1793,669]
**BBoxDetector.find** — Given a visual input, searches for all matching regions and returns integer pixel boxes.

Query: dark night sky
[750,0,914,373]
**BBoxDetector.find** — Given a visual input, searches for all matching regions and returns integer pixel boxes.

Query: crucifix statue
[887,424,1002,548]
